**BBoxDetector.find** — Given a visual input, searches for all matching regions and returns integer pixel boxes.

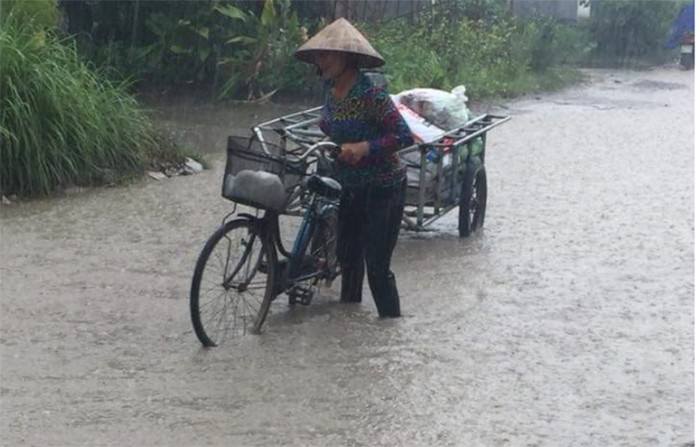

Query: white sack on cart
[391,99,445,143]
[394,85,470,131]
[391,100,451,195]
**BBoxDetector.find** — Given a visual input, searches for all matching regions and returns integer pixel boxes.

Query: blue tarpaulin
[666,1,695,48]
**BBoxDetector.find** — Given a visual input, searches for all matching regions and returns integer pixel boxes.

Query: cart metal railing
[249,106,509,234]
[399,113,510,230]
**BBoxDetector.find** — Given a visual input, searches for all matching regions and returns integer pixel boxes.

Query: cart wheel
[459,161,487,237]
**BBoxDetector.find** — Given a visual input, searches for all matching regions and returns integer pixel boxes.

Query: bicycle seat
[307,174,342,199]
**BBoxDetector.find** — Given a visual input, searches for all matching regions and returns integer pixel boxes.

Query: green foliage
[0,17,183,197]
[429,0,509,22]
[0,0,59,28]
[588,0,680,63]
[216,0,309,99]
[81,1,248,88]
[63,0,590,101]
[369,11,590,98]
[368,21,447,91]
[514,17,593,72]
[67,0,310,100]
[57,0,683,102]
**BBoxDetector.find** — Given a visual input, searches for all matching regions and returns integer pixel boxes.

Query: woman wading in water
[294,18,414,318]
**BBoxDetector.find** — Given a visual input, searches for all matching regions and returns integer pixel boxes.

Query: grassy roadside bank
[0,8,201,199]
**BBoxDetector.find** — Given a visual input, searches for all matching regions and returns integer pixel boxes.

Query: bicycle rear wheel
[190,218,277,346]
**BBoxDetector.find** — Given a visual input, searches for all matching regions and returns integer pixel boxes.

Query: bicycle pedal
[287,285,314,306]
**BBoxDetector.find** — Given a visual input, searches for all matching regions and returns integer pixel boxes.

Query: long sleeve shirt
[319,73,414,188]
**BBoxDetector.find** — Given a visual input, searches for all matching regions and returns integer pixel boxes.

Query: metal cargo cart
[249,105,509,237]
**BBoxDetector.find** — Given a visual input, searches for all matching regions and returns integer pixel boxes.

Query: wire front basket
[222,136,307,212]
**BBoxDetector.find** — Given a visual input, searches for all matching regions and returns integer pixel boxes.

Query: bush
[64,0,588,103]
[0,12,178,197]
[513,17,593,72]
[0,0,59,28]
[216,0,311,99]
[368,11,588,98]
[588,0,680,64]
[68,0,313,100]
[368,21,447,91]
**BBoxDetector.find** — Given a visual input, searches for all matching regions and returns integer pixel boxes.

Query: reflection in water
[146,98,316,155]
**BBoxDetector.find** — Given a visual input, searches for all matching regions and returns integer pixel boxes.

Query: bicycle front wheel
[190,218,277,346]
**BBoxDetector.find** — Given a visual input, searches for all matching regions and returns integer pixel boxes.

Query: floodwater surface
[0,68,693,446]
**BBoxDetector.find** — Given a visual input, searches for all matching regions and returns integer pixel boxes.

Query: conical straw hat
[294,18,385,69]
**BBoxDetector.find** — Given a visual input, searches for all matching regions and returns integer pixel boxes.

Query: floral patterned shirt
[319,73,413,188]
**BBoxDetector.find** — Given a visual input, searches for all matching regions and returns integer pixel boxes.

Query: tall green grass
[0,15,181,197]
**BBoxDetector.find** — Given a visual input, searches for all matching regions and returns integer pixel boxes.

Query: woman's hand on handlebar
[338,141,369,165]
[304,140,340,161]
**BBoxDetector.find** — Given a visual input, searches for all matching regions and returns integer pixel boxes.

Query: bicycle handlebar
[295,141,340,161]
[279,131,340,164]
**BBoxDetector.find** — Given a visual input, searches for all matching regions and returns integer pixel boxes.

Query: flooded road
[0,68,693,446]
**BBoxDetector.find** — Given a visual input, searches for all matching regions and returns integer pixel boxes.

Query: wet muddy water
[0,68,694,446]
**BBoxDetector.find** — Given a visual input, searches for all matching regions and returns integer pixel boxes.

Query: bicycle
[189,135,342,347]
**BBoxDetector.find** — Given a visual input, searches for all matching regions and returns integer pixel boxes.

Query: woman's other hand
[338,141,369,165]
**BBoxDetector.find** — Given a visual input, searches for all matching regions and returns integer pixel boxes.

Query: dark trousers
[337,178,406,317]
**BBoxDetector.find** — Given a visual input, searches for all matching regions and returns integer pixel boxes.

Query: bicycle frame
[230,180,338,304]
[286,192,338,286]
[191,139,341,345]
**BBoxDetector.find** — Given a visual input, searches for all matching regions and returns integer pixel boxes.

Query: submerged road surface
[0,68,693,446]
